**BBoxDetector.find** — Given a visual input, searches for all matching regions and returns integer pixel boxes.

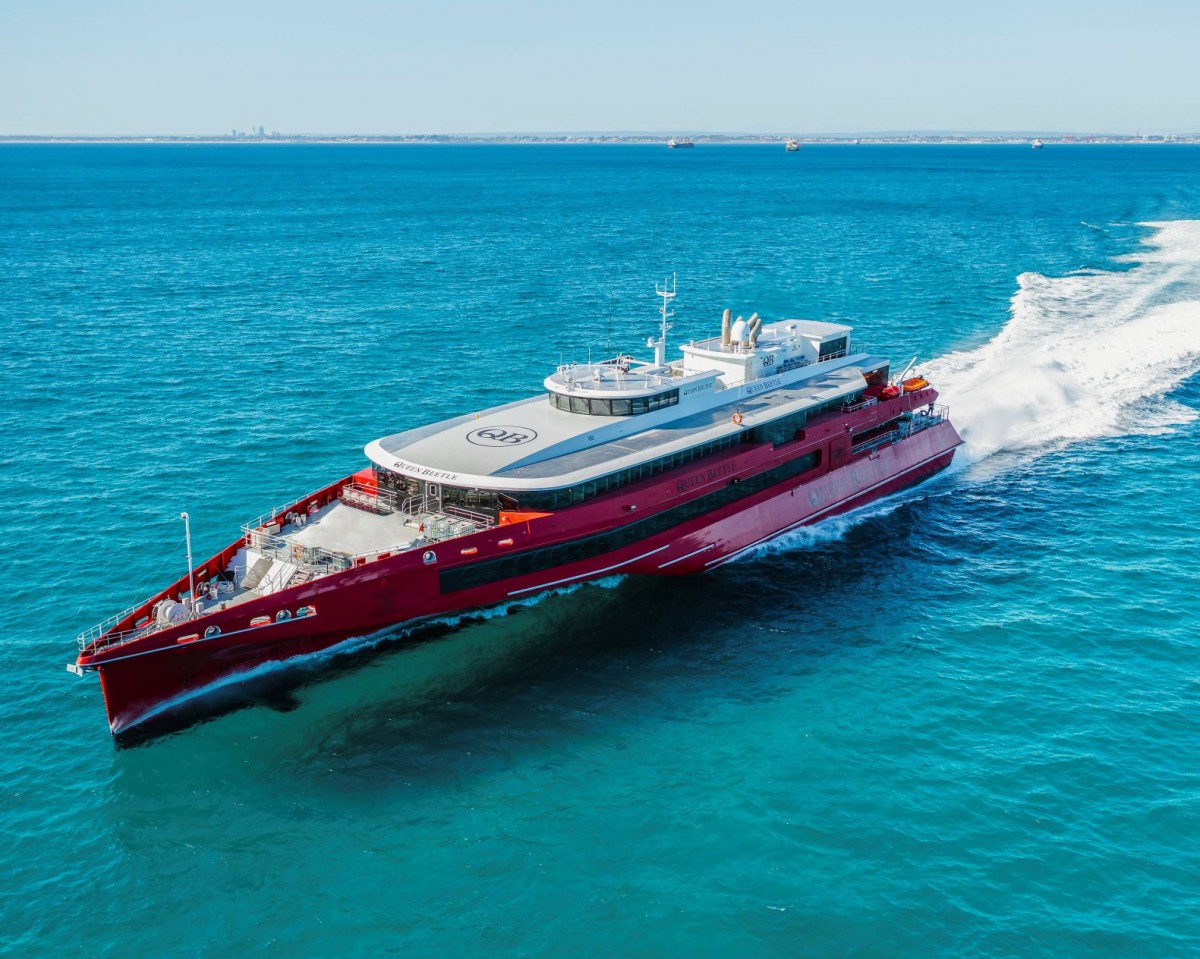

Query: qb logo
[466,426,539,447]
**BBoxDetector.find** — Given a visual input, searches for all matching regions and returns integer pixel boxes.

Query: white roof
[364,345,884,492]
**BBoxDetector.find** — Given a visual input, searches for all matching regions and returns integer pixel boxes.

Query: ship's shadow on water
[115,490,954,761]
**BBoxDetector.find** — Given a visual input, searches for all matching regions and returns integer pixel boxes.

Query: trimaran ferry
[71,282,962,740]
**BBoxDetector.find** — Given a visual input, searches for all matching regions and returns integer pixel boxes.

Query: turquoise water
[2,144,1199,957]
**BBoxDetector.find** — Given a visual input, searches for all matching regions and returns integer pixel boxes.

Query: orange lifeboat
[902,377,929,393]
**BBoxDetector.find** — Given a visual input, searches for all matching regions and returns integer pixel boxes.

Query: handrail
[77,480,346,653]
[339,482,400,514]
[850,404,950,456]
[443,504,495,528]
[80,487,497,654]
[241,479,350,536]
[77,621,159,654]
[75,605,158,650]
[244,527,355,571]
[852,429,901,456]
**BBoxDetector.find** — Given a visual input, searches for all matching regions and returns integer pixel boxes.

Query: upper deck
[364,311,883,492]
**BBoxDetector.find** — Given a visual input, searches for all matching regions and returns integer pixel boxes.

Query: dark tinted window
[818,337,848,361]
[443,448,824,593]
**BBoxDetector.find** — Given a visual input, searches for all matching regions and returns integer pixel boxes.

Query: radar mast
[651,274,676,366]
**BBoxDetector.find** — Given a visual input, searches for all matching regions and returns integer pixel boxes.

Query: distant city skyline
[5,131,1198,144]
[4,0,1198,136]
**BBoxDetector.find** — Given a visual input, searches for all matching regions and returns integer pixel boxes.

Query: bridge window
[818,336,848,361]
[548,389,679,416]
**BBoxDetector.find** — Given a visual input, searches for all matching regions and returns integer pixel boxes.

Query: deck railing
[339,482,400,514]
[240,479,350,540]
[78,489,499,654]
[443,504,495,528]
[851,404,950,456]
[243,526,356,575]
[840,396,880,413]
[75,609,160,652]
[76,481,343,653]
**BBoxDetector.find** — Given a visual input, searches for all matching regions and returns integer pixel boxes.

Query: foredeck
[76,487,491,654]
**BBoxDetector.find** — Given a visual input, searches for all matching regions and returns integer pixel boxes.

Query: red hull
[78,391,961,739]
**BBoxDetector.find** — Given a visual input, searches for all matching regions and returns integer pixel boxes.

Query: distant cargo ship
[667,138,694,149]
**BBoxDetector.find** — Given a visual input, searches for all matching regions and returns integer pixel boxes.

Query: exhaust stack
[747,313,762,348]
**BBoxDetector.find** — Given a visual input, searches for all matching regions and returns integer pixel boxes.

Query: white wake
[744,220,1200,559]
[927,219,1200,464]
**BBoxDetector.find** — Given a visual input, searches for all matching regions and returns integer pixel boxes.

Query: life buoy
[732,412,744,427]
[291,544,303,560]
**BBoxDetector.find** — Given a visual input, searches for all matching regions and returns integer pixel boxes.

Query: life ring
[291,544,303,560]
[732,412,744,427]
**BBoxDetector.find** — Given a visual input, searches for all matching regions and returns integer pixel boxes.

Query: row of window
[748,409,808,447]
[548,388,680,417]
[778,356,810,375]
[744,395,858,448]
[439,450,823,594]
[516,432,745,512]
[377,390,854,517]
[377,429,743,517]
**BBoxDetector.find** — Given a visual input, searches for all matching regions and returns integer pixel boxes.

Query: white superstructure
[364,295,882,493]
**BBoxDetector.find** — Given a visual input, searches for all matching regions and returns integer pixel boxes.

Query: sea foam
[928,220,1200,463]
[745,220,1200,559]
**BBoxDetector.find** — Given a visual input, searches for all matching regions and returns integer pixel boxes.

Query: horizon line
[3,129,1199,142]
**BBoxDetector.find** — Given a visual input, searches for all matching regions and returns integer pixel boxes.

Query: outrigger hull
[79,412,960,741]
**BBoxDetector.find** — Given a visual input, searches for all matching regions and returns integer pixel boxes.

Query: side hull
[89,421,961,739]
[652,422,958,574]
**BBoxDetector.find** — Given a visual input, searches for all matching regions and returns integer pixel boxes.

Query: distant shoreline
[2,134,1198,146]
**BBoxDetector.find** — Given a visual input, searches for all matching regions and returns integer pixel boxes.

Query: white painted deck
[287,501,424,556]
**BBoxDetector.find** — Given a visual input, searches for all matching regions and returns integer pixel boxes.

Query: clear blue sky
[3,0,1197,135]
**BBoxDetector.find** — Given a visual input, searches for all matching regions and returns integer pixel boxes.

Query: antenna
[652,273,676,366]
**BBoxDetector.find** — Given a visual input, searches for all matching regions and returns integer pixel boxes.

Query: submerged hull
[80,413,960,740]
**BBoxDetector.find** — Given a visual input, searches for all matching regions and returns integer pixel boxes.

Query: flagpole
[181,512,196,615]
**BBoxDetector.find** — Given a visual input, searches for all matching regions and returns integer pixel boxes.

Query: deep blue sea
[2,144,1199,957]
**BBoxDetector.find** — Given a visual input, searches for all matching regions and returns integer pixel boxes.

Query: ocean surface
[2,143,1199,957]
